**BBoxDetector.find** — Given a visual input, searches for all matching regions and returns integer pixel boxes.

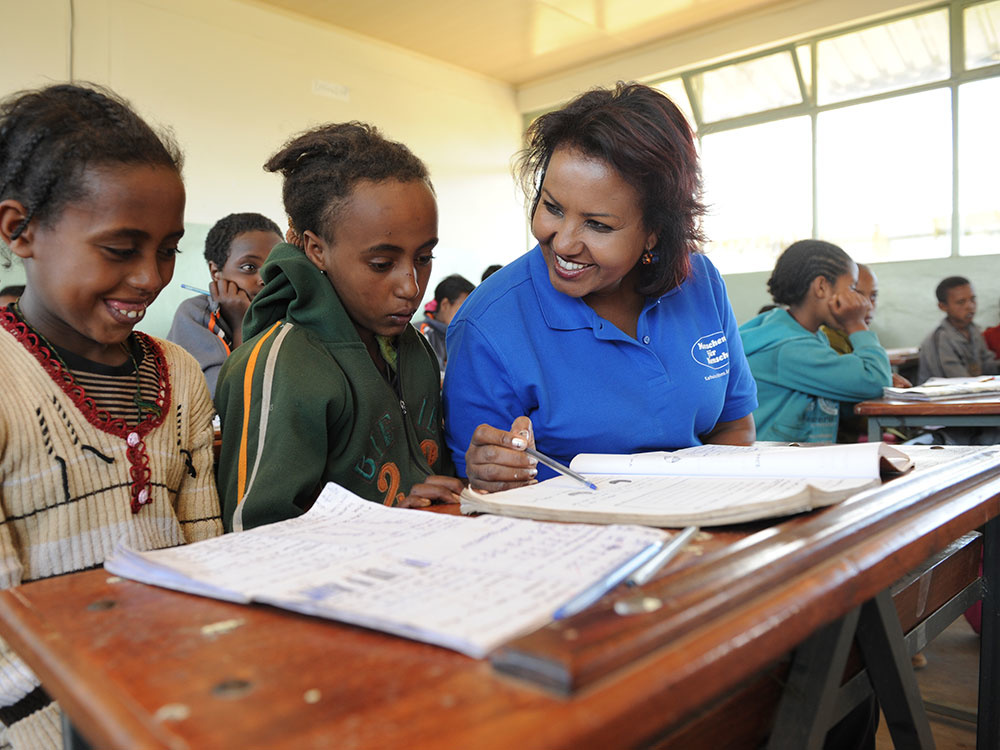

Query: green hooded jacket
[215,243,452,531]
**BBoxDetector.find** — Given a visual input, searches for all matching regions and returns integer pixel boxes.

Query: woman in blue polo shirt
[442,82,758,491]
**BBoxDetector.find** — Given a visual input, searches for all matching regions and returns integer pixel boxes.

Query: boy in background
[168,213,282,396]
[918,276,1000,384]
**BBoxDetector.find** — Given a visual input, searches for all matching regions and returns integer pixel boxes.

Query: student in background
[419,273,474,370]
[215,123,460,532]
[917,276,1000,383]
[740,240,892,443]
[167,213,281,396]
[0,83,222,748]
[481,263,502,281]
[444,83,757,491]
[820,263,911,441]
[821,264,911,386]
[984,298,1000,359]
[0,284,23,306]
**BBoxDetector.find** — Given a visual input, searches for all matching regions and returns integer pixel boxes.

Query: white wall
[1,0,527,336]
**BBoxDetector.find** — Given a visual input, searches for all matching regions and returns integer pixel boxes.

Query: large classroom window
[651,0,1000,273]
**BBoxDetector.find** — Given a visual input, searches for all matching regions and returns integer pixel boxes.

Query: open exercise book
[104,483,665,659]
[461,442,913,527]
[883,376,1000,401]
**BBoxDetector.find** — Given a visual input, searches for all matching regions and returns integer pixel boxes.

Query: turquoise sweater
[215,244,451,531]
[739,308,891,442]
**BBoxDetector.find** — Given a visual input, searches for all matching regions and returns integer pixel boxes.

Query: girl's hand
[398,475,465,508]
[892,373,912,388]
[465,416,537,492]
[829,289,872,334]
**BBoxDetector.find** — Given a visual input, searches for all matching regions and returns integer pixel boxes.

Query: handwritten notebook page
[105,483,665,658]
[570,442,912,478]
[461,474,875,526]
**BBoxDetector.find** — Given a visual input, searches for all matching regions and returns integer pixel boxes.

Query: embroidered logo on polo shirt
[691,331,730,369]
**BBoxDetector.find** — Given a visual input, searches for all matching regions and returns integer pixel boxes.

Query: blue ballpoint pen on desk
[523,446,597,491]
[553,541,663,620]
[626,525,699,586]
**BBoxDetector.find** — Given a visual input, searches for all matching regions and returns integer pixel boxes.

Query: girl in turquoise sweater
[739,240,892,442]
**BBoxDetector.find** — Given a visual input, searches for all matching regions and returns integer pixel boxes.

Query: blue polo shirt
[442,246,758,477]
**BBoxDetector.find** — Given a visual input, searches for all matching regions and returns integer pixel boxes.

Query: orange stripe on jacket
[237,322,282,504]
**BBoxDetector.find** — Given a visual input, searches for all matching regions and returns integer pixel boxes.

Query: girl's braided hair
[0,83,182,248]
[767,239,853,306]
[264,122,430,245]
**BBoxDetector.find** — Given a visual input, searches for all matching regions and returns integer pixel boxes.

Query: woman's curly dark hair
[516,82,705,297]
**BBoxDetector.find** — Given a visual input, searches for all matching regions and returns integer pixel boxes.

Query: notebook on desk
[460,442,913,527]
[104,483,665,658]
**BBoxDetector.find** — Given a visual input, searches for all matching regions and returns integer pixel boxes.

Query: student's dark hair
[434,274,474,305]
[767,240,854,307]
[0,83,183,247]
[935,276,970,304]
[481,264,502,281]
[516,82,704,297]
[0,284,24,298]
[204,212,282,268]
[263,122,431,245]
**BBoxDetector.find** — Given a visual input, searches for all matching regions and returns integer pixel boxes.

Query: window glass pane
[701,117,812,273]
[653,78,696,129]
[965,0,1000,70]
[691,51,802,122]
[816,89,952,263]
[817,9,949,105]
[959,77,1000,255]
[796,44,813,98]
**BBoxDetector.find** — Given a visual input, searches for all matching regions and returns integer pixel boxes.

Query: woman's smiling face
[532,146,656,303]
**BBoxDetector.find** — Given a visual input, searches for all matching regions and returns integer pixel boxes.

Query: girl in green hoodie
[215,123,461,531]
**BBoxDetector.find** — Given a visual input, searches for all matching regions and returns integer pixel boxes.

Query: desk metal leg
[856,590,935,749]
[769,589,935,750]
[867,418,883,443]
[978,516,999,750]
[767,609,861,750]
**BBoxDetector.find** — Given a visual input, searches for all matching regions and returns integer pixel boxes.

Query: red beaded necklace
[1,305,172,513]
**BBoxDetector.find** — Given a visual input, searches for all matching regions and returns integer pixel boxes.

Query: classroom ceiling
[250,0,795,85]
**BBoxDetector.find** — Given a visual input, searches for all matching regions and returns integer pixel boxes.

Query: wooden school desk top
[0,453,998,748]
[855,395,1000,417]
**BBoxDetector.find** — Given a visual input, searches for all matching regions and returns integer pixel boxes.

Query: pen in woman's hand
[523,447,597,491]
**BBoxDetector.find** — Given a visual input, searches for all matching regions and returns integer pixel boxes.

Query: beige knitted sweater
[0,313,223,748]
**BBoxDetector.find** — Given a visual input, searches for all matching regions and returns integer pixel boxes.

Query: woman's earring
[641,250,659,265]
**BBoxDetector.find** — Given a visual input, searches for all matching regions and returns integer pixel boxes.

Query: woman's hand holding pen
[465,416,538,492]
[398,475,465,508]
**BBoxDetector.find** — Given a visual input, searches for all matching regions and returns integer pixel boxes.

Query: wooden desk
[0,453,998,749]
[855,396,1000,442]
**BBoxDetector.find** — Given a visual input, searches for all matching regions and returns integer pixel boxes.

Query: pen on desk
[180,283,211,296]
[626,526,699,587]
[523,446,597,490]
[553,541,663,620]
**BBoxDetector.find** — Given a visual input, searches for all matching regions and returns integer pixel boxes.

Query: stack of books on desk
[884,376,1000,401]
